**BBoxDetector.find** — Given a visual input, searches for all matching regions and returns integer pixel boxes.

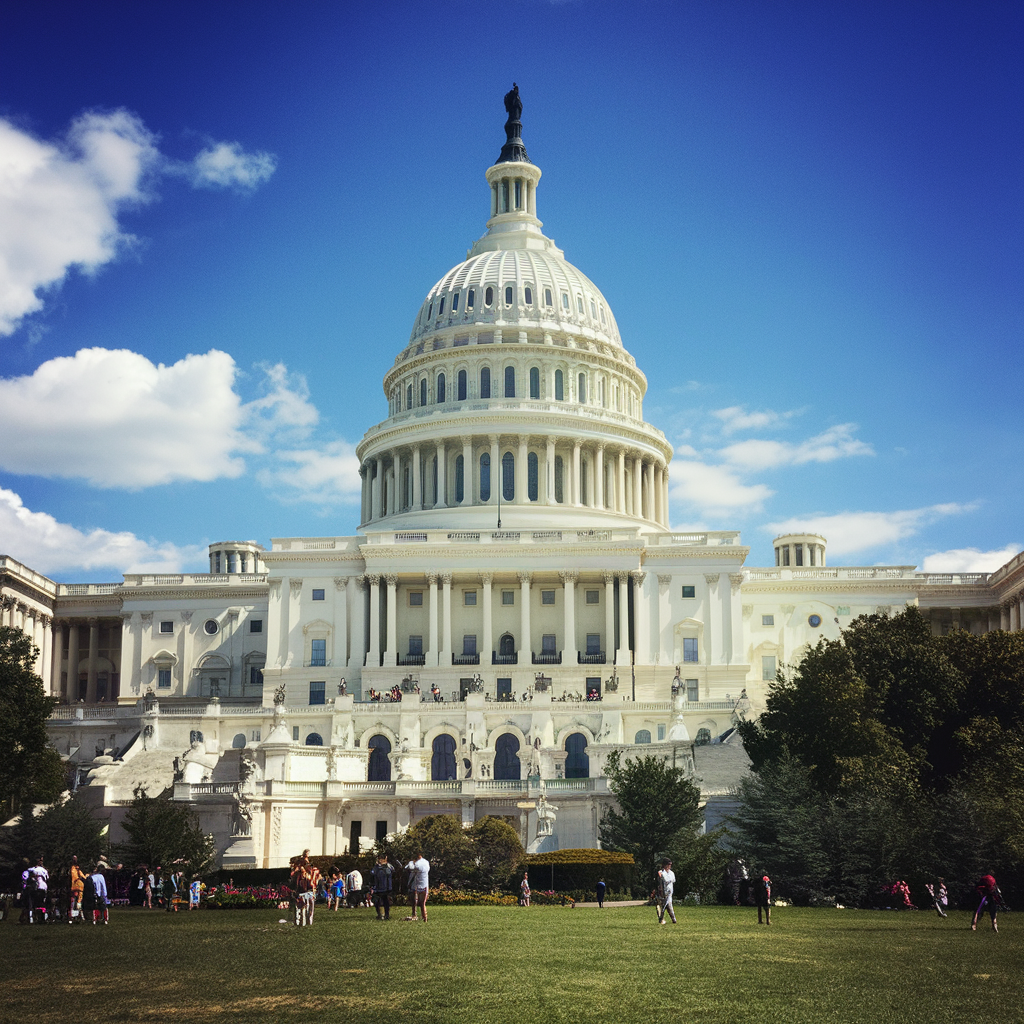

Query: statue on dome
[503,83,522,121]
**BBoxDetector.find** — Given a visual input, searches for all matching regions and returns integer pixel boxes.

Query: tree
[469,815,523,888]
[115,787,214,876]
[379,814,475,885]
[599,751,708,894]
[0,625,64,818]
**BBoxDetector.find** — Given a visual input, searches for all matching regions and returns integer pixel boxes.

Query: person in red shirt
[971,874,1001,933]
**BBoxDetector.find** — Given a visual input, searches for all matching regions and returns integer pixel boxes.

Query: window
[497,677,512,699]
[431,734,457,781]
[480,367,491,398]
[634,729,652,744]
[527,452,538,501]
[480,452,491,501]
[419,379,427,407]
[502,590,515,606]
[160,621,173,634]
[408,635,423,656]
[467,288,475,310]
[561,292,569,309]
[437,373,446,404]
[695,728,712,746]
[762,655,777,681]
[494,733,521,780]
[427,301,433,320]
[795,543,804,566]
[541,633,556,654]
[837,606,850,616]
[204,619,219,635]
[310,638,326,666]
[682,585,695,599]
[409,591,423,607]
[586,590,600,604]
[306,732,324,746]
[251,729,261,742]
[565,733,589,778]
[541,590,555,605]
[686,678,699,701]
[586,633,601,655]
[590,299,597,318]
[514,180,522,208]
[407,384,413,409]
[462,635,477,655]
[368,735,392,781]
[683,638,699,663]
[545,288,552,306]
[502,451,514,501]
[214,552,221,573]
[464,590,477,606]
[504,365,515,397]
[529,366,540,399]
[576,296,584,314]
[250,667,264,689]
[600,305,606,323]
[485,286,494,306]
[452,291,459,311]
[524,286,533,304]
[455,454,464,503]
[438,297,445,316]
[309,681,326,705]
[250,619,263,633]
[505,285,513,305]
[554,456,563,503]
[762,614,774,626]
[158,669,171,688]
[457,369,467,401]
[578,373,587,403]
[312,589,325,601]
[554,369,564,401]
[292,726,300,741]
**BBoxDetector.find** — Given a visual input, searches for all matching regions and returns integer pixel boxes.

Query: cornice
[118,587,269,602]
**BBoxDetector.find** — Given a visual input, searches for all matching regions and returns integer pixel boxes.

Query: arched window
[494,733,521,780]
[524,286,533,305]
[499,633,515,656]
[368,735,392,781]
[457,369,467,401]
[452,291,459,311]
[580,459,587,505]
[480,367,491,398]
[439,297,445,316]
[467,288,475,310]
[590,299,596,318]
[562,292,570,310]
[565,733,589,778]
[555,455,564,503]
[455,454,464,503]
[479,452,491,502]
[485,286,494,306]
[407,384,413,409]
[431,456,438,505]
[419,379,427,407]
[695,728,712,746]
[436,373,446,404]
[427,301,433,320]
[502,452,515,501]
[576,295,584,314]
[529,366,540,399]
[545,288,552,306]
[578,373,587,403]
[504,366,515,397]
[555,369,564,401]
[231,733,246,749]
[431,734,457,780]
[305,733,324,746]
[504,285,513,305]
[527,452,538,501]
[634,729,652,744]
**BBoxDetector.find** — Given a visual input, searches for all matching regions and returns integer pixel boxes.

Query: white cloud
[259,440,363,506]
[712,405,796,435]
[722,423,874,471]
[921,544,1021,574]
[0,487,205,574]
[243,362,319,442]
[669,459,774,517]
[0,111,276,337]
[188,142,276,190]
[764,504,971,557]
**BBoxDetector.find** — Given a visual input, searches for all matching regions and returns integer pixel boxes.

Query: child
[328,869,345,911]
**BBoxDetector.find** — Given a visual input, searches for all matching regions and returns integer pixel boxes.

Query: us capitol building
[3,88,1023,867]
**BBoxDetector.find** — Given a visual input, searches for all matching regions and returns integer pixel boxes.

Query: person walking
[971,874,1002,933]
[404,850,430,922]
[371,854,394,920]
[69,855,88,924]
[24,857,49,924]
[85,864,109,924]
[654,858,676,925]
[596,878,606,908]
[755,873,772,925]
[925,878,948,918]
[345,866,364,908]
[520,872,531,907]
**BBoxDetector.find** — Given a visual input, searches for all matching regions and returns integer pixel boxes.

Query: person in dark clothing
[595,878,606,908]
[971,874,1001,933]
[755,873,771,925]
[370,854,394,920]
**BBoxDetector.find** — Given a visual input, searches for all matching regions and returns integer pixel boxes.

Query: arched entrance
[565,733,589,778]
[494,733,521,780]
[431,734,457,781]
[368,735,392,781]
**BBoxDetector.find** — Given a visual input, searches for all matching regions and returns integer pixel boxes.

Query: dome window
[504,366,516,397]
[529,366,540,399]
[524,286,533,305]
[590,300,597,318]
[480,367,491,399]
[561,292,569,310]
[467,289,475,310]
[457,369,467,401]
[485,287,494,307]
[452,292,459,311]
[555,369,564,401]
[438,297,445,316]
[528,452,538,501]
[554,456,564,503]
[427,301,433,320]
[599,305,606,324]
[502,452,515,501]
[545,288,553,307]
[514,180,522,209]
[407,384,413,409]
[455,455,464,503]
[505,285,514,305]
[578,373,587,403]
[436,373,446,404]
[576,295,584,314]
[419,379,427,407]
[479,452,491,501]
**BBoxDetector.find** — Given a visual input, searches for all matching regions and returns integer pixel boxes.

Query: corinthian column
[560,571,578,665]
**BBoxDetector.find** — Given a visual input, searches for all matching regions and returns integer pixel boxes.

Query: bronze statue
[504,82,522,121]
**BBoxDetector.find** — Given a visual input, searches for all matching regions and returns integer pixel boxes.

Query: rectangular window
[409,591,423,606]
[497,677,512,699]
[683,637,699,663]
[312,588,325,601]
[376,820,388,843]
[585,589,600,604]
[837,605,850,616]
[463,634,477,655]
[157,668,171,688]
[586,676,601,696]
[408,635,423,655]
[541,590,555,605]
[686,678,699,701]
[160,621,174,634]
[586,633,601,655]
[541,634,556,654]
[292,726,300,741]
[681,586,695,599]
[795,544,804,566]
[249,667,264,689]
[464,590,477,606]
[249,619,263,633]
[250,729,261,743]
[657,724,666,741]
[309,681,326,705]
[762,655,777,681]
[502,590,515,606]
[349,821,362,857]
[310,638,327,666]
[761,615,774,626]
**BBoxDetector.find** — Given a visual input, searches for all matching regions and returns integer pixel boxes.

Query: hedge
[516,849,635,893]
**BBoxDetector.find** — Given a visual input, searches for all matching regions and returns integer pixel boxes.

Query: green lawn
[1,904,1017,1024]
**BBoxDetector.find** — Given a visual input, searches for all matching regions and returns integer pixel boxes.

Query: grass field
[0,903,1018,1024]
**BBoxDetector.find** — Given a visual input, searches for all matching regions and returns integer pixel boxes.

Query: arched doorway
[565,733,589,778]
[431,734,457,781]
[494,733,521,780]
[368,735,392,781]
[499,633,515,657]
[305,733,323,746]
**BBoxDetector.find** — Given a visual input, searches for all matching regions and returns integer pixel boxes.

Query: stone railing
[56,582,121,596]
[656,532,742,547]
[120,573,268,588]
[744,566,920,583]
[364,528,637,546]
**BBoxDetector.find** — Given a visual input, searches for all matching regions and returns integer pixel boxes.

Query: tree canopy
[115,787,215,876]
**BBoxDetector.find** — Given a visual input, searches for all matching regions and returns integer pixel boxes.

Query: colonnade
[360,437,670,527]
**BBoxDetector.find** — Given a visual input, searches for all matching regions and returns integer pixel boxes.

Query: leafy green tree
[0,626,65,818]
[115,787,214,876]
[599,751,707,894]
[379,814,475,885]
[469,815,523,888]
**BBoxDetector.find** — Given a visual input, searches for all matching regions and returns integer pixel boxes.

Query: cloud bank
[921,544,1020,574]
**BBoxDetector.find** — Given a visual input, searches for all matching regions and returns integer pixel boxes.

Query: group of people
[286,849,430,926]
[19,855,109,925]
[366,686,404,702]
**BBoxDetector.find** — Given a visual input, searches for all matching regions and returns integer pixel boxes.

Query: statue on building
[503,82,522,120]
[325,745,338,781]
[338,678,347,696]
[273,683,287,707]
[172,756,184,783]
[535,793,558,836]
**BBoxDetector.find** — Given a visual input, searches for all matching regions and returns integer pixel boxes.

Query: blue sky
[0,1,1021,581]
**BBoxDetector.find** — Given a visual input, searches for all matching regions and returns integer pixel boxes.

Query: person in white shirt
[404,850,430,922]
[655,858,677,925]
[345,868,363,908]
[24,857,49,924]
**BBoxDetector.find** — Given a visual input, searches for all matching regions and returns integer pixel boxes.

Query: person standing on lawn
[404,850,430,922]
[85,864,109,924]
[971,873,1001,933]
[69,855,87,924]
[520,872,531,907]
[755,873,771,925]
[371,853,394,920]
[925,878,948,918]
[655,859,676,925]
[596,878,606,908]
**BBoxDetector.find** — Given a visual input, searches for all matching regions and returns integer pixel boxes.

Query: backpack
[24,870,38,893]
